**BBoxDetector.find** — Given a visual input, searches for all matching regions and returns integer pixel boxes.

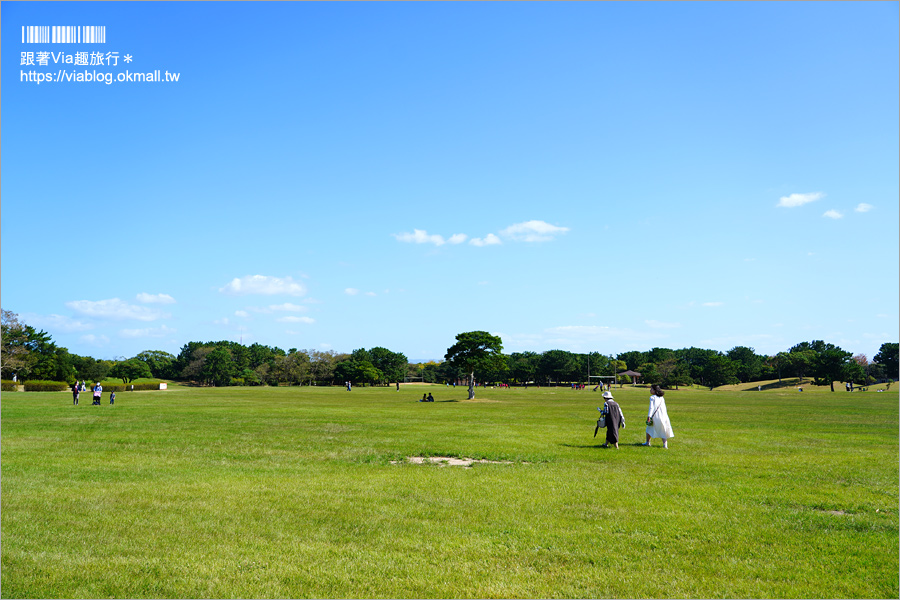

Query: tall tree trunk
[468,371,475,399]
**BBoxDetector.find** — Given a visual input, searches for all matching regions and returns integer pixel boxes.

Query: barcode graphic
[22,25,106,43]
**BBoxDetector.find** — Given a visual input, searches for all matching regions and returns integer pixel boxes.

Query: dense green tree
[110,358,154,384]
[701,353,738,390]
[618,350,649,371]
[539,350,577,384]
[727,346,765,382]
[873,343,899,379]
[658,357,691,389]
[1,309,34,379]
[638,362,661,385]
[201,347,237,386]
[369,347,408,385]
[647,347,675,365]
[134,350,176,379]
[814,344,852,392]
[787,346,817,382]
[444,331,506,399]
[334,352,382,386]
[508,351,540,384]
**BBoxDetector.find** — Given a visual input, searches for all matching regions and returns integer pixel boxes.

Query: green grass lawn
[2,384,897,598]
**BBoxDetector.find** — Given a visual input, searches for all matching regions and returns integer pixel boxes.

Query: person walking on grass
[71,381,80,406]
[643,384,674,449]
[92,382,103,406]
[599,391,625,449]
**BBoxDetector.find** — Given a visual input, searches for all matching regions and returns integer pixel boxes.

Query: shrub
[24,380,69,392]
[98,381,164,392]
[1,380,18,392]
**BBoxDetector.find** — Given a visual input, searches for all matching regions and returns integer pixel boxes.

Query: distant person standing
[92,382,103,405]
[71,382,80,406]
[643,384,674,449]
[109,390,116,405]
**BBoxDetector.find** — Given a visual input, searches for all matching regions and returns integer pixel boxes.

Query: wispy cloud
[276,316,315,324]
[136,293,176,304]
[239,303,310,316]
[823,209,843,219]
[702,302,724,307]
[395,220,568,248]
[22,313,93,333]
[500,220,569,242]
[219,275,306,297]
[345,288,359,296]
[80,334,110,345]
[645,319,681,329]
[393,229,465,246]
[855,203,874,213]
[66,298,167,321]
[777,192,824,208]
[120,325,177,338]
[470,234,502,247]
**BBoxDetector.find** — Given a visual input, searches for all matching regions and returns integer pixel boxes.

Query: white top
[646,394,674,439]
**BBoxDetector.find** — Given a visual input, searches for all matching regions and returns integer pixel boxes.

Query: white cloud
[499,220,569,242]
[702,302,724,307]
[393,229,448,246]
[22,313,93,333]
[855,203,874,213]
[447,233,468,244]
[365,292,377,297]
[345,288,359,296]
[235,310,249,318]
[66,298,167,321]
[277,316,315,324]
[470,233,502,247]
[214,318,230,326]
[120,325,176,339]
[136,293,176,304]
[219,275,306,297]
[269,302,306,312]
[80,334,110,345]
[645,319,681,329]
[777,192,824,208]
[823,209,843,219]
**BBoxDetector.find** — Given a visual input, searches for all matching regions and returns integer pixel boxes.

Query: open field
[2,384,897,598]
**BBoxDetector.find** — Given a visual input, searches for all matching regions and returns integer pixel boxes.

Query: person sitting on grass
[427,393,435,402]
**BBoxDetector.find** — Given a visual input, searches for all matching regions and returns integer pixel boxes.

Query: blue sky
[3,1,898,363]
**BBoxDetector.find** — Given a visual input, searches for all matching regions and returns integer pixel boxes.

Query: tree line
[2,310,897,391]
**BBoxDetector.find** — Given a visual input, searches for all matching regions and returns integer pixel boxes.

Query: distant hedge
[93,381,164,393]
[1,380,18,392]
[24,380,69,392]
[19,380,165,392]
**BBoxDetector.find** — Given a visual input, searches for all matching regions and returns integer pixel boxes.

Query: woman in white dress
[643,384,674,449]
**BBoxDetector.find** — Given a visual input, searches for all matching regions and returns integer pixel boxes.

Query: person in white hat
[599,390,625,449]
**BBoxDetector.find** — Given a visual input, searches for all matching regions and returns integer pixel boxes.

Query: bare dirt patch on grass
[392,456,520,468]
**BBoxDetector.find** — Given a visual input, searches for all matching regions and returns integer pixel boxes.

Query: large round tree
[444,331,506,400]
